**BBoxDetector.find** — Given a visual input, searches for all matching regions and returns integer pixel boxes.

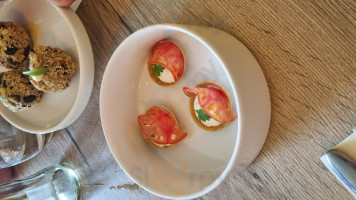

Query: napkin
[70,0,82,11]
[321,128,356,198]
[0,167,12,183]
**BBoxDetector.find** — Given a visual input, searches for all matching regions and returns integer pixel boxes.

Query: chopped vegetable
[150,134,156,138]
[195,109,211,122]
[23,68,49,76]
[152,64,165,76]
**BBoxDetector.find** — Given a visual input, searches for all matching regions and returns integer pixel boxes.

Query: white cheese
[151,142,172,148]
[151,134,176,148]
[158,68,175,83]
[171,134,177,141]
[193,97,221,127]
[149,135,172,148]
[30,74,44,82]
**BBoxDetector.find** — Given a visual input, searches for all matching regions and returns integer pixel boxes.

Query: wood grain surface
[11,0,356,199]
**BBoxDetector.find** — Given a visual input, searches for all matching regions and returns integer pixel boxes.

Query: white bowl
[100,24,270,199]
[0,0,94,134]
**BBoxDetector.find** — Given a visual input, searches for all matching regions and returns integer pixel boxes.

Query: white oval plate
[0,0,94,134]
[100,24,270,199]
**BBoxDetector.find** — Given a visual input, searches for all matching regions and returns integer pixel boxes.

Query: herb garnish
[152,64,165,76]
[23,68,49,76]
[195,109,211,122]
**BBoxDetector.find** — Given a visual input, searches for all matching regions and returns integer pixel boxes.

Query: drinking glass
[0,164,81,200]
[0,116,53,168]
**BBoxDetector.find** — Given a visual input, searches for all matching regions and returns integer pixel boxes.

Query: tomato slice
[183,85,237,123]
[138,106,187,145]
[147,41,185,81]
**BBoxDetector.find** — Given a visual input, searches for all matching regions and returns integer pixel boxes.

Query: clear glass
[0,164,81,200]
[0,117,53,169]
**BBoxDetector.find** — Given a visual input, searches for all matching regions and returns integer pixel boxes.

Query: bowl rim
[101,23,271,199]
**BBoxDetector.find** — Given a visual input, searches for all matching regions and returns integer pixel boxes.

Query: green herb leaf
[195,109,211,122]
[150,134,156,138]
[23,68,49,76]
[152,64,165,76]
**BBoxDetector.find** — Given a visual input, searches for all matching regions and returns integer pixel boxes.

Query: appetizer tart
[0,70,43,112]
[183,82,237,131]
[147,40,185,86]
[24,46,76,93]
[138,105,187,149]
[0,22,32,69]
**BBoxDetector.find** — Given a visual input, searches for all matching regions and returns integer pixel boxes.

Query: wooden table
[13,0,356,199]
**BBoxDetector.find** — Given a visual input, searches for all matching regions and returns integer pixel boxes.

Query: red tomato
[147,41,185,81]
[183,84,237,123]
[138,106,187,145]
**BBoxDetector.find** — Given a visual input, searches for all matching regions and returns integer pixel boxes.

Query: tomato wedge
[183,84,237,123]
[138,106,187,145]
[147,41,185,81]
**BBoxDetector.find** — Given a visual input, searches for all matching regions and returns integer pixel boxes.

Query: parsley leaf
[150,134,156,138]
[195,109,211,122]
[152,64,165,76]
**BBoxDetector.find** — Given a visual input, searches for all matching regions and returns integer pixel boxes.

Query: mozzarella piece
[152,142,172,148]
[30,74,44,82]
[158,68,175,83]
[193,96,221,127]
[171,134,177,140]
[150,135,172,148]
